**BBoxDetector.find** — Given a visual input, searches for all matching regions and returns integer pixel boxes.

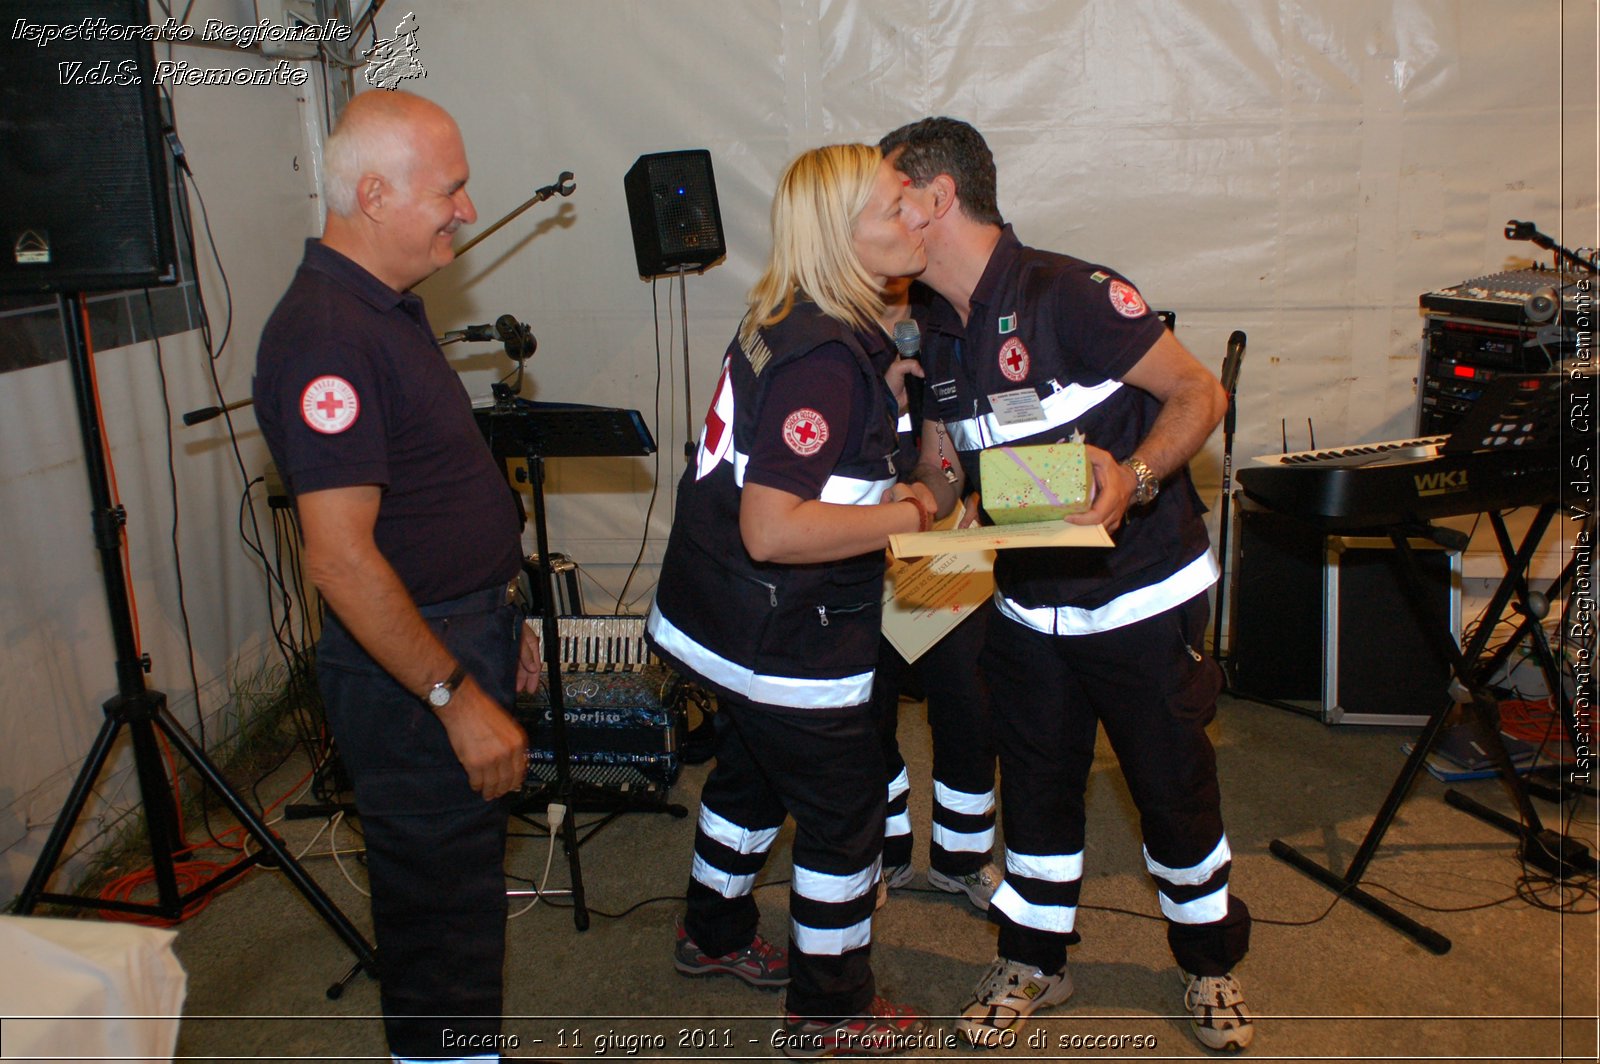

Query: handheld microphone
[496,314,537,361]
[892,319,922,431]
[892,319,920,359]
[439,323,496,343]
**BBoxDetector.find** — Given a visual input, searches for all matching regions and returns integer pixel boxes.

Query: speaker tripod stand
[15,294,376,990]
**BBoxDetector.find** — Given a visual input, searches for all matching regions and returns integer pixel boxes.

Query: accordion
[515,616,684,789]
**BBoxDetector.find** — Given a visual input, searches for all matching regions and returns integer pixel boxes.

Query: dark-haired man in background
[878,116,1251,1053]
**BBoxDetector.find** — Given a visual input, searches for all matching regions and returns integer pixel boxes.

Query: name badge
[987,387,1046,426]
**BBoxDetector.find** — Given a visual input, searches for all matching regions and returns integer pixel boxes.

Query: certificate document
[880,516,996,664]
[889,519,1113,559]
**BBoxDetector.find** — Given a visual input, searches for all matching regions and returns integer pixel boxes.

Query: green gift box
[979,443,1093,524]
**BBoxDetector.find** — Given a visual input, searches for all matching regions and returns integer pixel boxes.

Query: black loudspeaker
[1229,497,1460,725]
[1322,535,1459,725]
[1229,501,1324,701]
[623,149,725,278]
[0,0,177,293]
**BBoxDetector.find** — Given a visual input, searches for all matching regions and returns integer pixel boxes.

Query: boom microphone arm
[184,173,574,428]
[454,171,577,258]
[1504,219,1598,274]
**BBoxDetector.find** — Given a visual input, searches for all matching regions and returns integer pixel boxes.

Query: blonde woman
[647,143,933,1057]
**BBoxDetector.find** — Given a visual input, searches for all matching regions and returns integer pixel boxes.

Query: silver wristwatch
[1121,456,1160,506]
[426,663,467,709]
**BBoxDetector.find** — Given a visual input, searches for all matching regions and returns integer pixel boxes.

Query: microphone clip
[496,314,536,362]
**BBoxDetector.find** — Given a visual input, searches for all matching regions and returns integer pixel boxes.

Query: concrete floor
[161,693,1598,1062]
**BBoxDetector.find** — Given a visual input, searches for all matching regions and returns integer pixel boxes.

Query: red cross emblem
[782,408,829,457]
[695,358,736,481]
[1108,279,1148,319]
[998,337,1030,383]
[300,375,360,434]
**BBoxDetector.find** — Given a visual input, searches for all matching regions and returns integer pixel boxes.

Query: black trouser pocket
[1166,594,1223,724]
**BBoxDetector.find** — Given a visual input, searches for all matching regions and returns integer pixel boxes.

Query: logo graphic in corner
[998,337,1030,382]
[782,408,829,457]
[362,11,425,90]
[1108,279,1148,318]
[301,376,360,434]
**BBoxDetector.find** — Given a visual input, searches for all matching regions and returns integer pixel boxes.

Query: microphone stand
[1211,331,1245,673]
[1504,219,1600,275]
[454,172,576,258]
[182,173,576,425]
[182,396,253,426]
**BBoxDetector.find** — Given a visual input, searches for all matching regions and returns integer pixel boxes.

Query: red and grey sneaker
[672,917,789,989]
[779,996,928,1058]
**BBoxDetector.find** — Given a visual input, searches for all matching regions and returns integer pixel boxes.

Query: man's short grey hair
[322,107,415,216]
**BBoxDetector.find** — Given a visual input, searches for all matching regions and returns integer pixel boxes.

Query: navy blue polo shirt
[253,240,522,607]
[920,226,1212,611]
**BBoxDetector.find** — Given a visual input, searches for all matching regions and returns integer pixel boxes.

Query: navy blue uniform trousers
[686,694,886,1021]
[317,590,517,1059]
[873,600,996,876]
[983,593,1250,977]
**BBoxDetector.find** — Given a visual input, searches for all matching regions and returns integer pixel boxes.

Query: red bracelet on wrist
[902,496,933,534]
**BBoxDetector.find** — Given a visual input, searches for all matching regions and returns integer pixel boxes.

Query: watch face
[427,684,451,708]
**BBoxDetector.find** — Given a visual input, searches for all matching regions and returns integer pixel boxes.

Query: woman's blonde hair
[739,143,886,348]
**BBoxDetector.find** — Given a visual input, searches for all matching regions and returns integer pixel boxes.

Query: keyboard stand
[1269,503,1591,954]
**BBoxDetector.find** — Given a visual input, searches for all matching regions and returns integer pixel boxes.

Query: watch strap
[428,662,467,706]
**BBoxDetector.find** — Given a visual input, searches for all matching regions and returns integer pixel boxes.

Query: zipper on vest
[758,579,777,607]
[817,601,873,627]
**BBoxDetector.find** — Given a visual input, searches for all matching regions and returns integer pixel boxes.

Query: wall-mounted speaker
[0,0,177,293]
[623,149,725,278]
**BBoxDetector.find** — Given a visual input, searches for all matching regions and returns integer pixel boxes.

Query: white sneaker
[874,863,914,911]
[955,957,1073,1048]
[927,862,1003,911]
[1182,971,1254,1051]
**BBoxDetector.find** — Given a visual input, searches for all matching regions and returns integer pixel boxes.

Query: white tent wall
[0,0,1593,902]
[408,0,1595,599]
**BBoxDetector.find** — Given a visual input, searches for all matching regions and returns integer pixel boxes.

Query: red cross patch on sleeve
[300,375,361,434]
[1108,280,1149,319]
[782,408,829,456]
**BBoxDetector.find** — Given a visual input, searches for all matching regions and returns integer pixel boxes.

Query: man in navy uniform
[254,90,539,1063]
[879,117,1251,1053]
